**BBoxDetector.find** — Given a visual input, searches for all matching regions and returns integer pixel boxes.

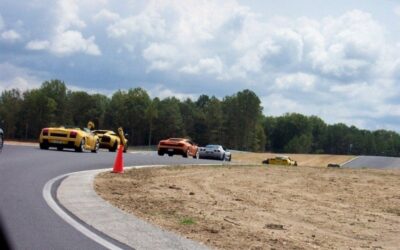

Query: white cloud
[56,0,86,32]
[24,0,102,56]
[311,10,384,79]
[107,10,166,39]
[180,57,223,75]
[49,0,102,56]
[0,14,4,31]
[275,73,316,91]
[0,63,43,93]
[1,30,21,42]
[93,9,120,22]
[395,6,400,16]
[106,0,254,74]
[142,43,177,71]
[229,9,386,82]
[50,30,101,56]
[262,94,306,116]
[26,40,50,50]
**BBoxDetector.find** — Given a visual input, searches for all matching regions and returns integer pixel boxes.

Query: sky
[1,0,400,131]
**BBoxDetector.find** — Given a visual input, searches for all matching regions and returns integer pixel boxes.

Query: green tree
[105,88,151,145]
[263,116,277,151]
[322,123,351,154]
[105,90,129,129]
[145,99,159,146]
[154,97,184,141]
[125,88,151,145]
[65,91,109,129]
[222,90,265,151]
[204,97,223,145]
[284,134,313,153]
[309,116,327,153]
[179,99,199,142]
[19,89,57,139]
[0,89,23,138]
[270,113,312,152]
[40,80,68,125]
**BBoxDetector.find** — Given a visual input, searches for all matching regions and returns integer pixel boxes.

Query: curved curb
[43,170,124,250]
[44,165,212,250]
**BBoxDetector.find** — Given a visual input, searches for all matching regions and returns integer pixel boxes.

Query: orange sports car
[157,138,199,159]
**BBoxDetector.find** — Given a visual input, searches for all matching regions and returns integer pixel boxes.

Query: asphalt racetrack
[343,155,400,169]
[0,144,218,250]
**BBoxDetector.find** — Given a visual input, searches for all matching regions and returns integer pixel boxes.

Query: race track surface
[343,156,400,169]
[0,144,218,249]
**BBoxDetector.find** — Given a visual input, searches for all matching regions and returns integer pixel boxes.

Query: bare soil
[95,164,400,250]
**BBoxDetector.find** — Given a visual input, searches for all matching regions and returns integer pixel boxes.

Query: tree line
[1,79,399,156]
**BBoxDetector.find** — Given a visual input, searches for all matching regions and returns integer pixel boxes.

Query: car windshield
[94,130,107,134]
[277,156,288,160]
[169,138,184,141]
[63,126,80,130]
[205,145,219,148]
[82,128,91,133]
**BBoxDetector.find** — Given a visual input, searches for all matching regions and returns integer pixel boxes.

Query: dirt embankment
[95,165,400,250]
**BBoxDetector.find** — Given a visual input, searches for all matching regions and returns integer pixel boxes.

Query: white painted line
[43,171,123,250]
[341,156,360,166]
[127,151,153,154]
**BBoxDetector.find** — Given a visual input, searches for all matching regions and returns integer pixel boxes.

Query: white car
[198,144,231,161]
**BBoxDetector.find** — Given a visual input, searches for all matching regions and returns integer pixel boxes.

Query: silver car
[199,144,231,161]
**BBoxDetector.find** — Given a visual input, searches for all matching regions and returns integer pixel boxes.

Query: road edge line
[43,171,124,250]
[341,156,360,167]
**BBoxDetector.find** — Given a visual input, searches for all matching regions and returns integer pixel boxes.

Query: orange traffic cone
[112,144,124,173]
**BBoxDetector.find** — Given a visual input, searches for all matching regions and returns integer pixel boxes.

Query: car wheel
[228,155,232,162]
[75,138,85,152]
[39,142,49,150]
[57,146,63,151]
[91,140,99,153]
[109,141,118,152]
[158,150,164,156]
[193,150,199,159]
[168,153,173,157]
[221,153,225,161]
[182,149,189,158]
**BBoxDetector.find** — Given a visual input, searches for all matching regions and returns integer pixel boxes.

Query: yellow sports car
[262,155,298,166]
[93,128,128,152]
[39,126,99,153]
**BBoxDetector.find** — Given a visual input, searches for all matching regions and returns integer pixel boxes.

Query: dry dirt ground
[95,164,400,250]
